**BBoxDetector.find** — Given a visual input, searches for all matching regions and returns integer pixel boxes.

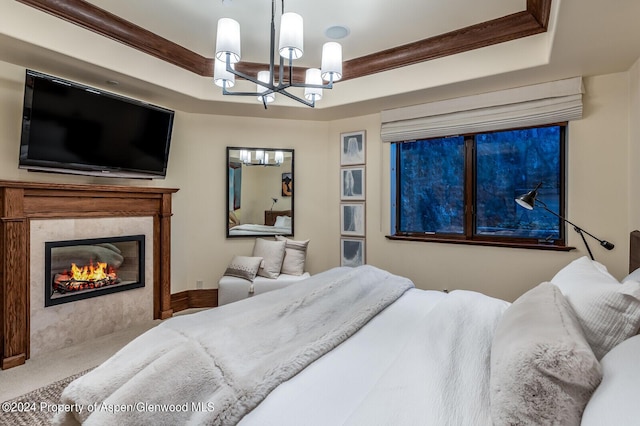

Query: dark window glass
[398,137,465,234]
[475,126,562,239]
[392,124,566,246]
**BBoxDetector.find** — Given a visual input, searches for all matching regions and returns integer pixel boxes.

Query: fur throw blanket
[54,265,414,425]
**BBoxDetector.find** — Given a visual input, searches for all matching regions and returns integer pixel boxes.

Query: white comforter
[241,288,509,425]
[228,224,291,236]
[55,266,413,426]
[55,266,509,425]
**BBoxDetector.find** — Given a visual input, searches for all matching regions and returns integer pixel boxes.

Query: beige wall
[329,72,634,302]
[0,56,637,300]
[163,113,333,291]
[240,161,293,225]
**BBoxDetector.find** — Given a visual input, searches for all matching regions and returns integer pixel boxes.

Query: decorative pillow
[490,282,602,426]
[551,256,640,359]
[252,238,286,279]
[581,334,640,426]
[223,256,263,282]
[275,235,309,276]
[274,215,292,228]
[622,267,640,283]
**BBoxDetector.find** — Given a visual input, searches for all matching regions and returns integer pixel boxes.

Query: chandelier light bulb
[213,58,235,88]
[304,68,323,102]
[256,71,275,104]
[215,18,241,63]
[321,42,343,82]
[278,12,304,60]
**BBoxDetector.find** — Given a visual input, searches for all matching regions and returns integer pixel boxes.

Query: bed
[228,213,292,236]
[228,211,292,236]
[54,232,640,425]
[227,223,292,236]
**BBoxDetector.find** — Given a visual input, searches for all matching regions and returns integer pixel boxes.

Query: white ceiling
[2,0,640,119]
[84,0,524,66]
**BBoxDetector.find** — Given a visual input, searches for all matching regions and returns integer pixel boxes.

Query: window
[390,124,567,248]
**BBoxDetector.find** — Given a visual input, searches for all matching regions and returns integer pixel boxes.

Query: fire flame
[70,261,114,282]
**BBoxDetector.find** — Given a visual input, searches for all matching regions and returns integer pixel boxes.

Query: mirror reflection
[227,147,294,237]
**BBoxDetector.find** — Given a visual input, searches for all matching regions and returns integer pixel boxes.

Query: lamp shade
[304,68,323,102]
[515,191,536,210]
[215,18,241,63]
[213,58,235,88]
[321,42,343,82]
[256,71,275,103]
[515,183,542,210]
[278,12,304,60]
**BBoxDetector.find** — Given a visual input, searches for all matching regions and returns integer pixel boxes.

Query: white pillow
[252,238,286,279]
[622,267,640,283]
[275,235,309,276]
[274,215,292,228]
[581,334,640,426]
[223,256,263,282]
[551,256,640,359]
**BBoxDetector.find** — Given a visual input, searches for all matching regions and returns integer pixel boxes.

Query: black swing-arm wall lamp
[515,182,614,260]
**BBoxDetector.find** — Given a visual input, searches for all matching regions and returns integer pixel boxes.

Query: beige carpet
[0,368,93,426]
[0,308,206,425]
[0,319,160,403]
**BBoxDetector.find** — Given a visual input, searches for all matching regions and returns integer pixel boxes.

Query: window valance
[380,77,583,142]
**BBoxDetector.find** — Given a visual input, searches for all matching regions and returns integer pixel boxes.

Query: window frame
[387,123,572,251]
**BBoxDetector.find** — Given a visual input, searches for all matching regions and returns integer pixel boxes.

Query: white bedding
[27,251,640,426]
[218,272,311,305]
[228,223,291,236]
[55,266,413,426]
[54,265,510,425]
[241,288,509,425]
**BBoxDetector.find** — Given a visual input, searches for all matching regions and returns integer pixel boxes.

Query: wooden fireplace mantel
[0,180,178,369]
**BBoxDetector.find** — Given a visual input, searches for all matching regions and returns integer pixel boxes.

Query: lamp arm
[574,227,595,260]
[534,199,614,252]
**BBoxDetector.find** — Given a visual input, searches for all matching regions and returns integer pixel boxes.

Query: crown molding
[16,0,551,84]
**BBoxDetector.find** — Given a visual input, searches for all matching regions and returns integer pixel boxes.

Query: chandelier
[240,149,284,166]
[213,0,343,108]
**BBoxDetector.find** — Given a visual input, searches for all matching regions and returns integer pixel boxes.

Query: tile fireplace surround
[0,180,178,369]
[31,218,153,357]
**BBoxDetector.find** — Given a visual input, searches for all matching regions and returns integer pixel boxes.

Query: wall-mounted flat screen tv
[19,70,174,179]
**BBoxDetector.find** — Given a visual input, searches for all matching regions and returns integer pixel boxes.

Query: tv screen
[20,70,174,179]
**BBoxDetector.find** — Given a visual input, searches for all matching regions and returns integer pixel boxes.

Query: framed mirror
[227,147,294,238]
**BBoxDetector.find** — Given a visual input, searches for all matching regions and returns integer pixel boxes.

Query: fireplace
[0,181,177,369]
[44,235,145,307]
